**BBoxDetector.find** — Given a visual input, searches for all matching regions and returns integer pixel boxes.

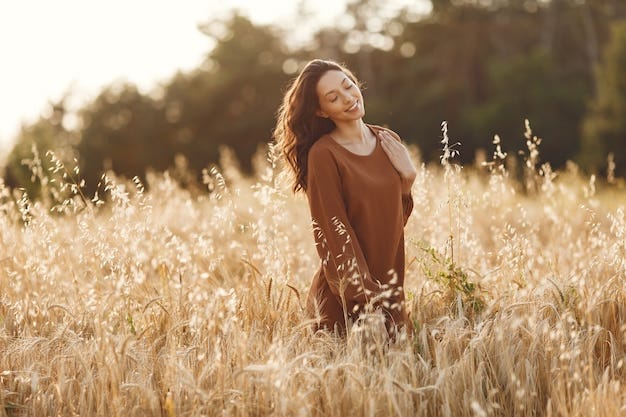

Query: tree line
[3,0,626,197]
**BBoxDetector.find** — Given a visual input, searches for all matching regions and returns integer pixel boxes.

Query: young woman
[274,59,417,336]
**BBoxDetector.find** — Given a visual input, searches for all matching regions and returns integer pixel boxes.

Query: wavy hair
[274,59,361,193]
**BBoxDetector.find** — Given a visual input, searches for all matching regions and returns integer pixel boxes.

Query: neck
[333,119,367,144]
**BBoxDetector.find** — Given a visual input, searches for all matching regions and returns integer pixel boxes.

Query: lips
[346,100,359,112]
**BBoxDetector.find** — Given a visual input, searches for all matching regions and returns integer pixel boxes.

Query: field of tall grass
[1,124,626,416]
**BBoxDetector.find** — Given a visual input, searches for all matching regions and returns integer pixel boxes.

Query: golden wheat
[1,143,625,416]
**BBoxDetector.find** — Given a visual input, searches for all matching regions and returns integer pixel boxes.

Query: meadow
[1,126,626,416]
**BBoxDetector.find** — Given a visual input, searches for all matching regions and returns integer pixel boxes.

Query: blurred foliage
[4,0,626,196]
[75,15,289,194]
[4,100,78,199]
[581,20,626,173]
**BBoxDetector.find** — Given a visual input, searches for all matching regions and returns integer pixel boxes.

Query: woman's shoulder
[367,124,402,141]
[308,134,336,160]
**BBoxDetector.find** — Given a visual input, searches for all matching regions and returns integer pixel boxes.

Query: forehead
[316,70,349,95]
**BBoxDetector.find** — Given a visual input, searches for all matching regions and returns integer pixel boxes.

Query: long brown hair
[274,59,361,193]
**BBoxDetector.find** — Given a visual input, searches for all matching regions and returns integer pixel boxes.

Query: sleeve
[306,146,382,312]
[401,192,414,226]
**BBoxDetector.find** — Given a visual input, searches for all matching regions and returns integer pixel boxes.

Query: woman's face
[315,70,364,123]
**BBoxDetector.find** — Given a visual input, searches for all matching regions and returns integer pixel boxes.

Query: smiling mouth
[346,101,359,112]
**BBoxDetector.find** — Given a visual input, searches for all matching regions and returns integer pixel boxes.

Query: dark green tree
[4,98,77,199]
[179,13,290,174]
[466,48,589,168]
[580,20,626,175]
[77,83,170,192]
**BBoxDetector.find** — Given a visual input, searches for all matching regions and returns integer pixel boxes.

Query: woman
[274,59,417,336]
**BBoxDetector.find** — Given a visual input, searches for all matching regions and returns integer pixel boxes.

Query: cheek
[319,101,337,115]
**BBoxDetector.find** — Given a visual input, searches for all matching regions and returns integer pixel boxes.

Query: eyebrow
[324,77,350,96]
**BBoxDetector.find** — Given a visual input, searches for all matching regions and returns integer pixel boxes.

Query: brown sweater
[305,124,414,333]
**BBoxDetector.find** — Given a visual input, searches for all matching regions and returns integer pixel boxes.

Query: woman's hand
[379,130,417,194]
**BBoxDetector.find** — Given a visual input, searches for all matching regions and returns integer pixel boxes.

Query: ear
[316,110,328,118]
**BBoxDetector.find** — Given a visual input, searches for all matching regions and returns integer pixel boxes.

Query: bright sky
[0,0,428,157]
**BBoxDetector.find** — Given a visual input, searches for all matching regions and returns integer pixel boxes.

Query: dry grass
[1,138,626,417]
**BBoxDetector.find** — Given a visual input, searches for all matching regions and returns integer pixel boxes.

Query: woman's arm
[379,129,417,193]
[379,128,416,225]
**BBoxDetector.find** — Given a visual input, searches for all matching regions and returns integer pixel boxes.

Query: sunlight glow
[0,0,429,154]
